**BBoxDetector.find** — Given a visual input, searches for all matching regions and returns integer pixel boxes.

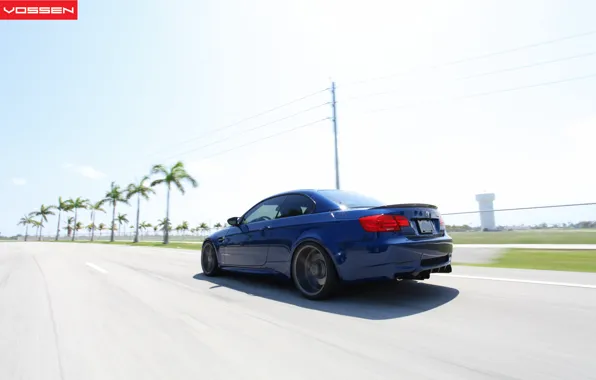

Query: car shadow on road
[192,272,459,321]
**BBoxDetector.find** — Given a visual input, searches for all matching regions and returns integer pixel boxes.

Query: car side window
[276,194,315,219]
[242,196,287,225]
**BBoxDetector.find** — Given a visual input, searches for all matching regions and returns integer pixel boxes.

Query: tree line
[16,161,217,244]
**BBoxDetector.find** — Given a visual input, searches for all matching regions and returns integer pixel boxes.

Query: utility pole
[331,81,340,190]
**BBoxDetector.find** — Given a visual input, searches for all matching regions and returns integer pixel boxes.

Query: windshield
[319,190,386,209]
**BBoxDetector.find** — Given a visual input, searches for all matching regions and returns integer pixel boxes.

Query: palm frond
[150,178,165,187]
[173,179,186,195]
[151,164,168,176]
[17,215,35,226]
[89,200,103,211]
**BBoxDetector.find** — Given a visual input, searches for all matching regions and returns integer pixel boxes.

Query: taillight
[359,214,410,232]
[439,215,445,226]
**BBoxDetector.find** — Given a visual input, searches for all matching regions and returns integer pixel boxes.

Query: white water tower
[475,193,496,231]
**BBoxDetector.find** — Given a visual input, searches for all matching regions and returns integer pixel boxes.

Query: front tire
[291,242,339,300]
[201,241,222,277]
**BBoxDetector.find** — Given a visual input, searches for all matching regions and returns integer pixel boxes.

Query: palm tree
[65,216,75,237]
[175,224,183,236]
[88,201,106,242]
[139,221,151,238]
[17,215,35,241]
[126,176,156,243]
[55,196,72,241]
[75,221,83,234]
[150,161,198,244]
[98,223,107,237]
[31,220,43,239]
[68,197,89,241]
[153,225,159,236]
[157,218,171,236]
[29,204,56,241]
[117,213,129,236]
[144,222,152,237]
[87,223,95,236]
[138,222,146,237]
[214,222,223,229]
[102,182,129,242]
[199,222,209,235]
[180,221,189,236]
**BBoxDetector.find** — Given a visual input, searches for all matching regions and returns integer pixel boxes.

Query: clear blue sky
[2,0,596,236]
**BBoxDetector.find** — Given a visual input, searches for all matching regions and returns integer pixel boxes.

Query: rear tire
[201,241,222,277]
[291,242,339,300]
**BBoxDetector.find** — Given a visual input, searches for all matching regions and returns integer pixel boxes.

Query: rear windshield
[319,190,386,209]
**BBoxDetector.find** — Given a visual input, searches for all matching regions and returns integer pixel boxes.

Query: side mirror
[227,217,240,226]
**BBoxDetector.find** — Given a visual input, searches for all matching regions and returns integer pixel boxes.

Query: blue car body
[206,189,453,283]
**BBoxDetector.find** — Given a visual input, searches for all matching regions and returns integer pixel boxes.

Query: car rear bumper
[334,238,453,281]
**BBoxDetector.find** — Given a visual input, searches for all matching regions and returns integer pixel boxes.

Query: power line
[342,29,596,87]
[195,118,330,161]
[160,102,330,161]
[442,202,596,216]
[146,87,329,158]
[460,50,596,80]
[343,50,596,102]
[366,72,596,114]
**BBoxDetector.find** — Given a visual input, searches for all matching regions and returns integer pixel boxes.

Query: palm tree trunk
[39,217,44,241]
[110,203,116,242]
[91,211,96,242]
[55,210,62,241]
[72,209,78,241]
[25,225,29,242]
[164,185,171,244]
[134,194,141,243]
[72,208,79,241]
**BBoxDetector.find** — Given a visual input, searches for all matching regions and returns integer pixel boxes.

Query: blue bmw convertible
[201,189,453,300]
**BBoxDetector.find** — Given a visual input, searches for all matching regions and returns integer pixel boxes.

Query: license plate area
[416,219,435,234]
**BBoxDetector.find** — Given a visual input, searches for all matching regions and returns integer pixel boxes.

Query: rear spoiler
[370,203,438,210]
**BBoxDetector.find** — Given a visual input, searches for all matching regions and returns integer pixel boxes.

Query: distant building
[475,193,496,231]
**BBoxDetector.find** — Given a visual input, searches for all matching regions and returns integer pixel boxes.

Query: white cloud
[11,177,26,186]
[63,163,106,179]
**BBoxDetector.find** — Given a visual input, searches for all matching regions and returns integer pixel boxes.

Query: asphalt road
[1,243,595,380]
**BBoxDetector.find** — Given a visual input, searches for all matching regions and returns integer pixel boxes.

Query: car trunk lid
[369,203,445,238]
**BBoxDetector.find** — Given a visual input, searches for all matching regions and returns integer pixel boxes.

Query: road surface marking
[433,273,596,289]
[454,244,596,250]
[85,262,108,274]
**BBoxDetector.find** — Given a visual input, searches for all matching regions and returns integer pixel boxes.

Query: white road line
[85,262,108,274]
[454,244,596,250]
[433,273,596,289]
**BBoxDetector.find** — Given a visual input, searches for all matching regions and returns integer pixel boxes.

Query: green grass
[61,240,203,250]
[463,249,596,273]
[450,229,596,244]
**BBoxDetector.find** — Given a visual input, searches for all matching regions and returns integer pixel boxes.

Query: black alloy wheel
[291,242,339,300]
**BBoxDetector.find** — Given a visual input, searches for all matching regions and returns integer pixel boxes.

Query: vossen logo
[0,1,78,20]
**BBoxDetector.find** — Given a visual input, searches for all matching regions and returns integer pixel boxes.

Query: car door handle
[261,226,272,233]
